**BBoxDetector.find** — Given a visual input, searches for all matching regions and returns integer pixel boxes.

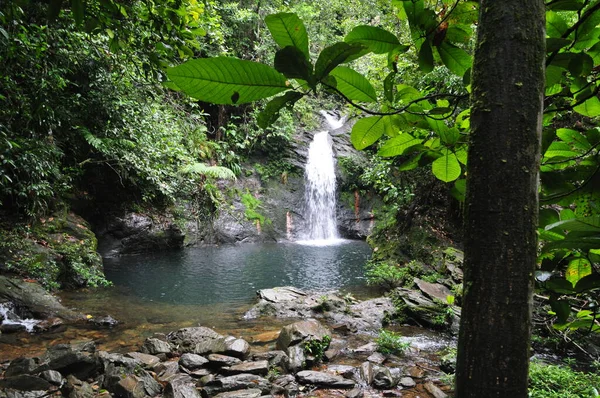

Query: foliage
[365,259,416,289]
[303,335,331,363]
[375,329,410,355]
[529,361,600,398]
[240,191,270,226]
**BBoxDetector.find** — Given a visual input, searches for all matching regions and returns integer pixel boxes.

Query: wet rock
[155,361,182,383]
[37,343,99,380]
[251,351,288,369]
[296,370,355,388]
[39,370,63,386]
[424,381,448,398]
[62,375,94,398]
[276,319,330,350]
[329,297,395,333]
[345,388,364,398]
[372,366,395,389]
[187,368,211,378]
[208,354,242,367]
[114,373,162,398]
[0,375,52,391]
[285,344,306,373]
[359,362,373,385]
[222,360,269,376]
[89,315,119,327]
[1,324,26,333]
[394,288,458,332]
[163,377,202,398]
[258,287,307,303]
[367,352,386,365]
[5,357,39,377]
[179,353,209,370]
[33,317,64,332]
[326,365,356,380]
[223,337,251,360]
[168,327,227,355]
[203,374,271,395]
[0,276,81,321]
[125,352,161,369]
[271,374,298,397]
[399,377,416,388]
[141,337,172,355]
[213,389,263,398]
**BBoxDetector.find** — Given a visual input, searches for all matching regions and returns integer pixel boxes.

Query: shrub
[529,361,600,398]
[375,330,410,355]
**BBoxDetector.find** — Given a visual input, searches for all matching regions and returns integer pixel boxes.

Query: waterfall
[300,112,345,243]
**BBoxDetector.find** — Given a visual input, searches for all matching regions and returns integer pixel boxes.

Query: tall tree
[455,1,545,397]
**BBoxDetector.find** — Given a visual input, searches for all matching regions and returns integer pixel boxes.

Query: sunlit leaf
[345,25,402,54]
[315,42,366,80]
[350,116,387,150]
[378,134,422,157]
[566,258,592,287]
[436,42,472,76]
[329,67,377,102]
[167,58,289,105]
[265,13,310,60]
[432,150,461,182]
[574,96,600,117]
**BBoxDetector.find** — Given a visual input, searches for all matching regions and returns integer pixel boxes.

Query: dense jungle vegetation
[2,0,600,396]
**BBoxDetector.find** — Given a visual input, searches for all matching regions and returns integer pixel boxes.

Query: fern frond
[181,162,237,180]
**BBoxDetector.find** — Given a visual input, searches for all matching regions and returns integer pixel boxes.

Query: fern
[181,162,237,180]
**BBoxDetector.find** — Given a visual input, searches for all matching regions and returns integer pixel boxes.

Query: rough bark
[455,1,545,397]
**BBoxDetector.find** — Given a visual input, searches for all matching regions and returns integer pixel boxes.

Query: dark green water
[0,241,373,361]
[103,240,372,305]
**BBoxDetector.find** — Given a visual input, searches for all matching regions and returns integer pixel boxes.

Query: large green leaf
[574,273,600,292]
[329,67,377,103]
[574,96,600,117]
[265,13,310,60]
[315,43,366,80]
[543,141,579,159]
[167,58,289,105]
[274,46,313,81]
[542,236,600,252]
[418,40,434,73]
[350,116,388,150]
[566,258,592,287]
[432,150,461,182]
[257,91,303,129]
[546,11,569,38]
[436,42,472,76]
[557,128,592,151]
[378,134,422,157]
[345,25,401,54]
[545,215,600,233]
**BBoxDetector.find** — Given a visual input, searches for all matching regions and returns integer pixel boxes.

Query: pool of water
[0,241,373,361]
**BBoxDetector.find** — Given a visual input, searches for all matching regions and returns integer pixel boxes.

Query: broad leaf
[432,150,461,182]
[418,40,434,73]
[545,215,600,233]
[557,128,592,151]
[543,236,600,252]
[574,273,600,292]
[329,67,377,103]
[546,11,569,38]
[265,13,310,60]
[566,258,592,287]
[574,96,600,117]
[543,141,579,159]
[437,42,472,76]
[345,25,401,54]
[274,46,313,81]
[378,134,422,157]
[451,178,467,202]
[351,116,388,150]
[315,43,366,80]
[257,91,303,129]
[167,58,289,105]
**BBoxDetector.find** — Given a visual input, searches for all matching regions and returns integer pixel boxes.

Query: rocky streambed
[0,286,456,398]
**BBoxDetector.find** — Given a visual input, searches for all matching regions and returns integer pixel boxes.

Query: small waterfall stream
[300,112,344,244]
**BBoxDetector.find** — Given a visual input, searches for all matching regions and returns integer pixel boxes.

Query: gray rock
[257,287,307,303]
[0,375,52,391]
[163,378,202,398]
[179,353,209,370]
[141,337,172,355]
[285,344,306,373]
[296,370,355,388]
[39,370,63,386]
[271,374,299,397]
[187,368,211,378]
[114,373,162,398]
[62,375,94,398]
[204,374,271,395]
[90,315,119,327]
[125,352,161,368]
[354,342,377,353]
[5,357,39,377]
[223,337,251,360]
[213,389,263,398]
[414,279,453,303]
[208,354,242,367]
[367,352,386,365]
[399,377,416,388]
[222,360,269,376]
[3,391,48,398]
[36,343,99,380]
[168,327,227,355]
[276,319,330,350]
[155,361,182,383]
[326,365,356,379]
[1,324,27,333]
[345,388,364,398]
[372,366,395,389]
[359,362,373,385]
[424,381,448,398]
[251,351,289,369]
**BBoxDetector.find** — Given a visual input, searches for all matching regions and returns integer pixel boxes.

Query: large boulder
[168,327,228,355]
[276,319,330,351]
[295,370,355,388]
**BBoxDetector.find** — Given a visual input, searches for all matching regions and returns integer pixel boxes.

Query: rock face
[96,212,185,256]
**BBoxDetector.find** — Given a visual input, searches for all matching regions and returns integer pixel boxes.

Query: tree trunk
[455,1,545,397]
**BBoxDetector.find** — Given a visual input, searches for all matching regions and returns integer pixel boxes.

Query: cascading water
[300,112,345,243]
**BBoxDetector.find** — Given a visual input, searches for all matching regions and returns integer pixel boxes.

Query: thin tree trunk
[455,1,545,397]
